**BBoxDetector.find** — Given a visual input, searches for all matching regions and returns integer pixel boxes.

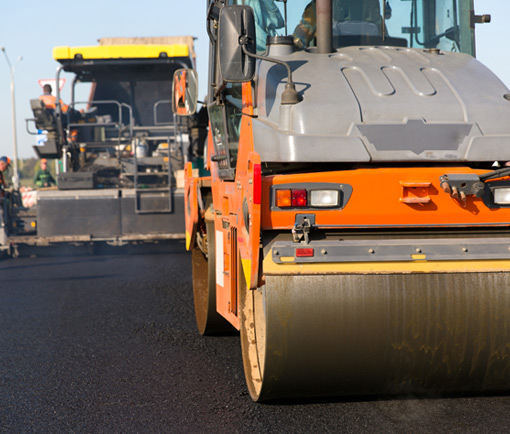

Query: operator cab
[56,48,193,153]
[229,0,481,57]
[28,41,196,197]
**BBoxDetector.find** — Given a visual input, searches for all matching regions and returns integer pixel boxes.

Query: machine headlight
[493,188,510,205]
[310,190,339,207]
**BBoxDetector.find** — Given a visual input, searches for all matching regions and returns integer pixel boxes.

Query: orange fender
[237,152,262,289]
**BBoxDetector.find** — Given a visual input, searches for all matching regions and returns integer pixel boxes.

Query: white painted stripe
[216,230,224,287]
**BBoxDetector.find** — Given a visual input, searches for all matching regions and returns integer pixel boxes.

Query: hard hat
[0,156,10,166]
[41,158,47,164]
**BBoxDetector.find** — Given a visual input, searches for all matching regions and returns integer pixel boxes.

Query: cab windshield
[231,0,474,56]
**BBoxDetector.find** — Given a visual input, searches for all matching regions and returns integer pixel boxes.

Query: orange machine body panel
[261,168,510,230]
[207,82,259,329]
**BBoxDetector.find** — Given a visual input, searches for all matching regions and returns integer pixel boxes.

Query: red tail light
[291,189,307,207]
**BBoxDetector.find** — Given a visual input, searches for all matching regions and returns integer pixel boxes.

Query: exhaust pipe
[316,0,332,53]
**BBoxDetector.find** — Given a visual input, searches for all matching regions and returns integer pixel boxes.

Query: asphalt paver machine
[3,37,198,253]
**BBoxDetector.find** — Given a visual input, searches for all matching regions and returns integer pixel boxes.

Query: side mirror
[219,5,256,83]
[173,68,198,116]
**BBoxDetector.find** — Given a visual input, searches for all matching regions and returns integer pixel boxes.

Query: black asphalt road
[1,243,510,433]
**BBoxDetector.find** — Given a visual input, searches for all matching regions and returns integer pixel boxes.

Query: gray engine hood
[253,46,510,163]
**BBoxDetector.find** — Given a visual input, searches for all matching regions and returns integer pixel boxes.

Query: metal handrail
[66,100,134,143]
[153,99,173,126]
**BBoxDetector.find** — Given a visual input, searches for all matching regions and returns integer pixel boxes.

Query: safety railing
[66,100,133,146]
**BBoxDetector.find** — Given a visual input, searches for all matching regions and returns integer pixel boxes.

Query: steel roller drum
[241,273,510,401]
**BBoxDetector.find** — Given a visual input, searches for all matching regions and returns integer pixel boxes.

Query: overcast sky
[0,0,508,159]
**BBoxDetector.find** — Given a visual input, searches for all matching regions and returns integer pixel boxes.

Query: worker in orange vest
[39,84,69,113]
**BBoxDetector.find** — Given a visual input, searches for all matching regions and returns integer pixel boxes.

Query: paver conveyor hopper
[178,0,510,401]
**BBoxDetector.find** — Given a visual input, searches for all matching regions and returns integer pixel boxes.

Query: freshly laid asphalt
[1,242,510,433]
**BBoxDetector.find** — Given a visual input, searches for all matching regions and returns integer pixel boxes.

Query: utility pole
[1,47,22,189]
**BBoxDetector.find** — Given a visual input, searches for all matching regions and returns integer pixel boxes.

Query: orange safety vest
[39,94,68,113]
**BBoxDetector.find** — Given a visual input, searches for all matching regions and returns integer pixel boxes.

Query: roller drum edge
[241,273,510,401]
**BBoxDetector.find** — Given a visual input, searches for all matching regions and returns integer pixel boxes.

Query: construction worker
[39,84,68,113]
[33,158,56,188]
[293,0,391,49]
[0,156,11,197]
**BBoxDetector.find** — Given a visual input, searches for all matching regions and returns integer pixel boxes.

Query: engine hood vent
[355,119,476,160]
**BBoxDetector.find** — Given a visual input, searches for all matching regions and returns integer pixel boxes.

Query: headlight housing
[272,183,352,210]
[493,187,510,205]
[310,190,340,207]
